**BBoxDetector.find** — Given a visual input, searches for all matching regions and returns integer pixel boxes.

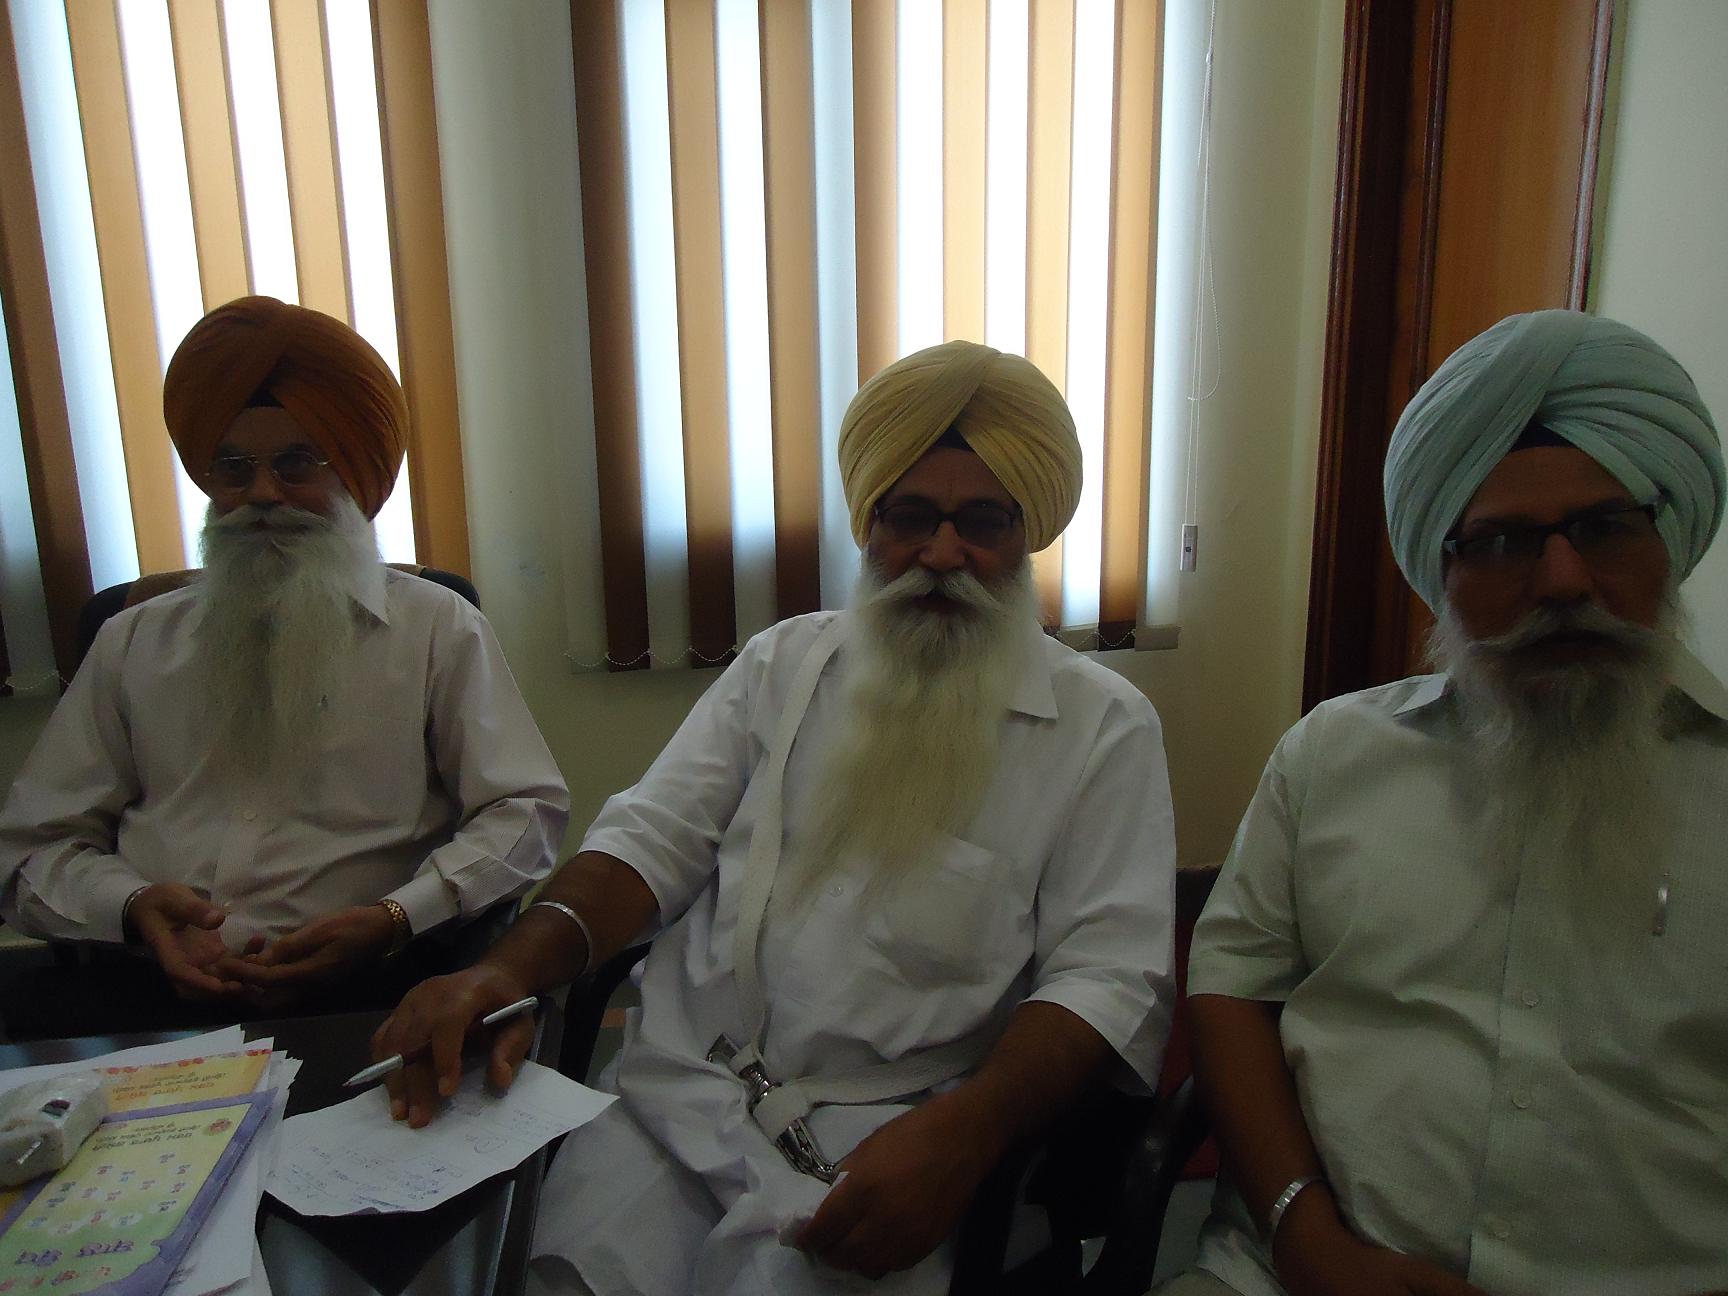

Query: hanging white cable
[1180,0,1221,560]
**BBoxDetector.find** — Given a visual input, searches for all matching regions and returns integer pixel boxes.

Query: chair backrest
[72,563,479,674]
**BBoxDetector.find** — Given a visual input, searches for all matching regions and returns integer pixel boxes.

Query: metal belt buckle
[707,1035,839,1183]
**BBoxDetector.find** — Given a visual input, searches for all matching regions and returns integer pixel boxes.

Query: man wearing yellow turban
[0,297,568,1032]
[1165,312,1728,1296]
[373,340,1176,1294]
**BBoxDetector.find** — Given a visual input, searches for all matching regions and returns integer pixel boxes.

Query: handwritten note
[265,1063,612,1216]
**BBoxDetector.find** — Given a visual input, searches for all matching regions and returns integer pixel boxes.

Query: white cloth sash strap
[725,616,995,1138]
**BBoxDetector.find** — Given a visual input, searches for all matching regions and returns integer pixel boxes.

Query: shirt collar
[352,561,390,625]
[1391,645,1728,724]
[1009,617,1060,720]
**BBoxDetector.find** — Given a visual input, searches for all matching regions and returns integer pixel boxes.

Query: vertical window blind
[0,0,467,684]
[569,0,1166,670]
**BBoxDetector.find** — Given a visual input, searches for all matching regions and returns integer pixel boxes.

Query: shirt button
[828,883,844,897]
[1520,988,1541,1007]
[1511,1089,1532,1110]
[242,810,257,822]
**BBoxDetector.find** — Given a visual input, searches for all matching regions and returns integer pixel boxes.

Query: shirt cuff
[384,873,461,940]
[86,868,154,946]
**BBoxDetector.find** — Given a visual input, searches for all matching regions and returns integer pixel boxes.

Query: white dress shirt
[533,610,1177,1296]
[1189,652,1728,1296]
[0,567,569,949]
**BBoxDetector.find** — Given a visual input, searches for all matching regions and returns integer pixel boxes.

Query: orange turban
[162,296,408,518]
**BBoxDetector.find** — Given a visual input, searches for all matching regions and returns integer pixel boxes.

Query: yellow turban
[839,341,1082,552]
[162,296,408,519]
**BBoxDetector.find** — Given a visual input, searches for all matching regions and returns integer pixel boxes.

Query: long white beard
[1427,598,1679,930]
[194,496,379,783]
[782,559,1037,906]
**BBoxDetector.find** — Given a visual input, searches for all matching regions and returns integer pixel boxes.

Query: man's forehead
[885,445,1015,503]
[1457,444,1635,526]
[216,406,316,456]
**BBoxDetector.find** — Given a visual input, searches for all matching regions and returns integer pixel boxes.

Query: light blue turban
[1383,309,1723,610]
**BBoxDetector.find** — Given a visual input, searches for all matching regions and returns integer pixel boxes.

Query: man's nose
[241,465,284,509]
[1529,531,1595,604]
[916,521,968,573]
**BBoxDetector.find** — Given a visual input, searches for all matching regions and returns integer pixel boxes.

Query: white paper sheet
[266,1062,614,1215]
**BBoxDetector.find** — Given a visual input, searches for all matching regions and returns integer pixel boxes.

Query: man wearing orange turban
[164,295,408,519]
[371,342,1174,1295]
[0,297,568,1033]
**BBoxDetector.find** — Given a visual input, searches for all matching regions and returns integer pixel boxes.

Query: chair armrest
[557,943,651,1082]
[1080,1074,1210,1292]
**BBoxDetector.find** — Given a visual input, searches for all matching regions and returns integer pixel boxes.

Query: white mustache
[209,504,330,534]
[1474,602,1658,658]
[863,565,1002,615]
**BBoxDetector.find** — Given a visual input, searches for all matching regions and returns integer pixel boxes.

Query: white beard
[193,495,380,784]
[1426,597,1679,931]
[782,558,1038,906]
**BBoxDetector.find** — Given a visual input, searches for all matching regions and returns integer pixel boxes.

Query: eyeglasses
[204,449,330,493]
[872,499,1023,548]
[1441,496,1667,571]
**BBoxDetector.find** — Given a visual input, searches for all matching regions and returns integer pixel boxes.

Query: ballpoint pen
[342,995,539,1088]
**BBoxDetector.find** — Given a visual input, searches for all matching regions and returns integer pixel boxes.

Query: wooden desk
[0,1004,563,1296]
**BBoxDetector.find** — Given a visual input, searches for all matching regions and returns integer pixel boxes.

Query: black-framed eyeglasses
[1441,495,1667,570]
[872,498,1023,548]
[204,449,330,493]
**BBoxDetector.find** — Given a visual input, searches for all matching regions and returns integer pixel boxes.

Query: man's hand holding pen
[368,970,540,1128]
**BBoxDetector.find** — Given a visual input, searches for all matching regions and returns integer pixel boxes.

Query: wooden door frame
[1302,0,1615,711]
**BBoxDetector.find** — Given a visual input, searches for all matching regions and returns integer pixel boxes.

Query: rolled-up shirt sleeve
[579,637,764,923]
[1187,715,1313,1003]
[1025,692,1177,1088]
[0,621,151,944]
[387,601,570,936]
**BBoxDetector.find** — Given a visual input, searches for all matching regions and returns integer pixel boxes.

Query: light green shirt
[1189,654,1728,1296]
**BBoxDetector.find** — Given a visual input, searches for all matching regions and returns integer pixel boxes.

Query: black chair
[557,889,1217,1296]
[73,562,481,673]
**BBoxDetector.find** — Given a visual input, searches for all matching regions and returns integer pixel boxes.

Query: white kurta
[533,610,1176,1295]
[1189,652,1728,1296]
[0,568,569,947]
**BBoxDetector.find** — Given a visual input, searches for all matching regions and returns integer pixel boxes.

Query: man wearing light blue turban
[1158,312,1728,1296]
[1385,308,1724,611]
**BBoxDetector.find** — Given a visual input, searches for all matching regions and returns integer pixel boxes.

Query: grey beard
[194,496,379,784]
[1426,598,1678,928]
[781,558,1037,907]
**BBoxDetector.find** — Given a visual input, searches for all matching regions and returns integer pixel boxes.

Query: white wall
[1592,0,1728,681]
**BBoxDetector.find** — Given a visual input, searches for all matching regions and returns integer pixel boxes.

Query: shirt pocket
[312,708,430,832]
[861,836,1031,988]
